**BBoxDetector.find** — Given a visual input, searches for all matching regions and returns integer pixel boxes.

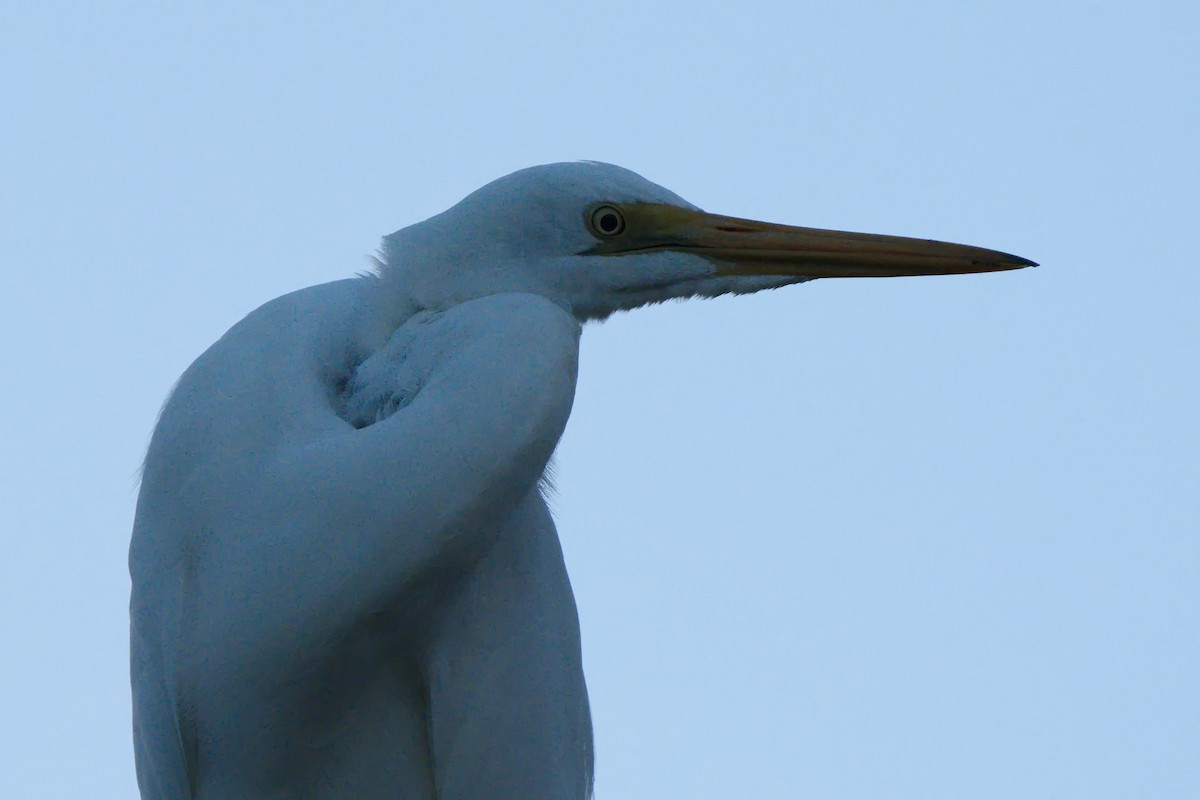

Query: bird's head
[379,162,1034,321]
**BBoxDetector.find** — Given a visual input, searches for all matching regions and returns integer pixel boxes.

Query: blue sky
[1,2,1196,797]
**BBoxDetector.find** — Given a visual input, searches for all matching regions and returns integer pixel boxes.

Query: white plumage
[131,162,1031,799]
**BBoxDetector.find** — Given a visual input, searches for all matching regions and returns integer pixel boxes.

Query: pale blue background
[2,2,1196,797]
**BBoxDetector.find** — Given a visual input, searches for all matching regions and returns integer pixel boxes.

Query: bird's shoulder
[141,280,368,487]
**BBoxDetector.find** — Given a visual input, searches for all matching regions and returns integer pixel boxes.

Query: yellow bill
[586,203,1036,278]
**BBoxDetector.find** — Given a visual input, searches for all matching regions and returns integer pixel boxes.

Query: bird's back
[130,279,380,797]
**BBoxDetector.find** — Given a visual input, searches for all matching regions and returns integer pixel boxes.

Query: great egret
[130,161,1033,799]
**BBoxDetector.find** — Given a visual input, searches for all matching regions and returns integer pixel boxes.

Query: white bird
[130,162,1033,799]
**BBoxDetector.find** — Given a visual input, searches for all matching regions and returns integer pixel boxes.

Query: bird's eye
[588,204,626,238]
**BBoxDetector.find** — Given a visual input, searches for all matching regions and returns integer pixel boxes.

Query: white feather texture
[131,162,813,799]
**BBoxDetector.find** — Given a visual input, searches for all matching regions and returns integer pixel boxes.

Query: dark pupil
[599,212,619,233]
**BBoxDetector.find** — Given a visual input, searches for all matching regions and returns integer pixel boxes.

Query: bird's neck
[347,273,422,359]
